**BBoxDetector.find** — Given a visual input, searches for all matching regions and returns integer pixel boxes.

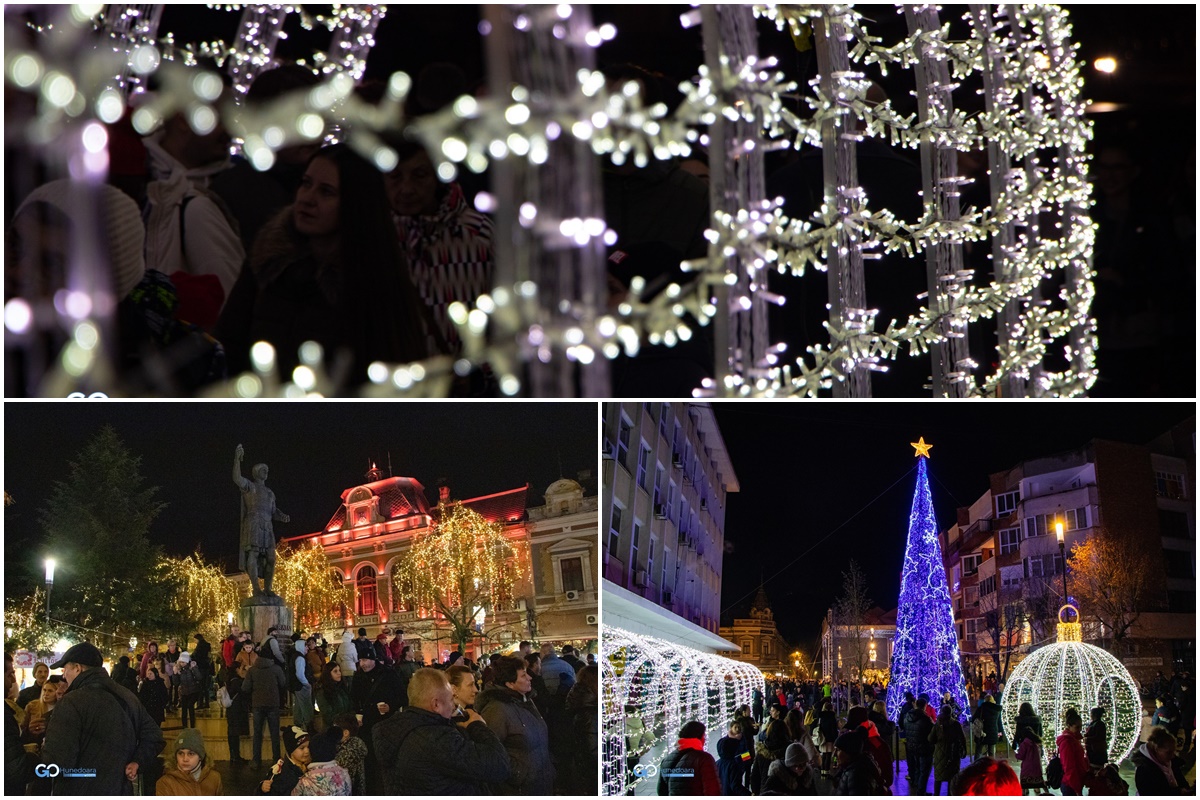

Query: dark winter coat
[371,707,510,795]
[192,638,213,676]
[137,676,170,725]
[40,666,165,796]
[717,735,752,795]
[971,701,1001,745]
[816,711,839,751]
[316,679,352,722]
[241,655,287,709]
[929,717,965,783]
[760,759,821,795]
[225,673,250,737]
[259,755,305,795]
[349,665,403,734]
[1084,719,1108,766]
[564,680,598,795]
[1013,712,1042,748]
[657,743,721,795]
[6,699,37,797]
[1131,743,1190,796]
[903,708,934,756]
[832,755,881,796]
[476,685,555,795]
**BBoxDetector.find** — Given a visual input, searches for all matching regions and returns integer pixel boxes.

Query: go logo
[35,763,61,778]
[632,763,659,779]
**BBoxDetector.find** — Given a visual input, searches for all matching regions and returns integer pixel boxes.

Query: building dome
[546,478,583,496]
[1000,607,1141,766]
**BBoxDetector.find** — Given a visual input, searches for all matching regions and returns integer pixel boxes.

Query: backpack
[288,651,305,693]
[218,684,234,709]
[1045,755,1063,790]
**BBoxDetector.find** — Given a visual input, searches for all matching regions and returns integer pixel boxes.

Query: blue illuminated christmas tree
[885,437,970,722]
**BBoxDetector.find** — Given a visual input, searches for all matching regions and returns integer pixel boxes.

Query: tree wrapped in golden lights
[393,500,522,652]
[157,553,247,644]
[275,541,354,634]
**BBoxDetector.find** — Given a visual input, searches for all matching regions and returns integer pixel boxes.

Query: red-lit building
[282,466,598,664]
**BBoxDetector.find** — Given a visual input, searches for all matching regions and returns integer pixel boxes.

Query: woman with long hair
[317,662,353,726]
[217,144,438,384]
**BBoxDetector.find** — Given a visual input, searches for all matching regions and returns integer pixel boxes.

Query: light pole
[44,558,56,626]
[1055,519,1069,606]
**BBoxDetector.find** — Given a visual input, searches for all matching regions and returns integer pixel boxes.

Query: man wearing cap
[39,642,165,795]
[832,728,882,796]
[349,647,404,793]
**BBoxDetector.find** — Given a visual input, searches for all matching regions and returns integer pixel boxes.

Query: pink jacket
[1017,737,1043,783]
[1056,729,1088,794]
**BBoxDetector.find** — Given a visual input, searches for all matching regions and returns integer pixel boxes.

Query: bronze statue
[234,444,290,597]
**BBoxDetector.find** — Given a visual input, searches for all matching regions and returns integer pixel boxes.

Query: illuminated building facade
[284,466,598,663]
[820,606,897,684]
[719,584,791,675]
[940,418,1195,687]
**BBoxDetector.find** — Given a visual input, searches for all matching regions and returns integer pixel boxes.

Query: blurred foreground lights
[235,374,263,397]
[499,375,520,396]
[4,299,33,333]
[9,54,43,88]
[1093,56,1117,74]
[367,362,390,384]
[55,290,93,320]
[81,122,108,154]
[299,341,323,366]
[95,90,124,123]
[391,368,413,389]
[250,341,276,372]
[292,366,316,390]
[474,192,497,213]
[62,342,93,376]
[73,321,100,351]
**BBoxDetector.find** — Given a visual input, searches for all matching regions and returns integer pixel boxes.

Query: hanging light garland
[274,540,354,633]
[157,552,246,644]
[4,4,1096,398]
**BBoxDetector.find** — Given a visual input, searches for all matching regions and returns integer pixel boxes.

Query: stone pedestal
[239,595,294,644]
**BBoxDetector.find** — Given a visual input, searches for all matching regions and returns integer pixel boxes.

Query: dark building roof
[309,478,530,538]
[452,485,529,525]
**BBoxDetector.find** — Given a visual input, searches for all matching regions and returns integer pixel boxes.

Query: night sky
[3,402,597,595]
[713,402,1195,647]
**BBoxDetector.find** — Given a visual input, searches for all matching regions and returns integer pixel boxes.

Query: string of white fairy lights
[602,625,763,797]
[3,4,1096,397]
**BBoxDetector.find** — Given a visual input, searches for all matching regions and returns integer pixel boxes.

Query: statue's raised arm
[234,444,250,491]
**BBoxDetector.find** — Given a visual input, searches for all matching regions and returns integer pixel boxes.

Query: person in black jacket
[832,729,881,796]
[476,655,556,795]
[258,725,309,796]
[903,696,935,795]
[349,651,403,794]
[192,634,213,705]
[5,653,37,798]
[137,666,170,726]
[717,720,752,795]
[1133,725,1191,795]
[372,667,510,794]
[40,642,166,796]
[224,661,250,763]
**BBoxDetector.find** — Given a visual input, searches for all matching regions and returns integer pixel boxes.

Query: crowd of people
[648,677,1195,796]
[5,625,598,796]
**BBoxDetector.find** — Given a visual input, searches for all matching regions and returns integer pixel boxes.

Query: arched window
[357,566,377,616]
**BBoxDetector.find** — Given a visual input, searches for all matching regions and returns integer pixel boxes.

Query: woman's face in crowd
[329,665,341,682]
[294,157,341,238]
[385,151,439,217]
[452,675,477,708]
[41,681,57,703]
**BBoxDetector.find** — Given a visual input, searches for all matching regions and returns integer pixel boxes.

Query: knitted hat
[846,706,869,729]
[14,180,146,299]
[281,725,310,756]
[173,727,205,761]
[784,742,810,768]
[308,727,341,763]
[178,652,191,664]
[834,729,864,756]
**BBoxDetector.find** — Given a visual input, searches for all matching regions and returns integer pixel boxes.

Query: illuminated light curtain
[885,445,970,722]
[98,4,164,97]
[227,4,288,97]
[602,625,764,796]
[322,5,385,83]
[1001,606,1141,766]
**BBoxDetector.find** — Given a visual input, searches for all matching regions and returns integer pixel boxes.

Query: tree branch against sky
[1068,530,1152,650]
[835,559,873,682]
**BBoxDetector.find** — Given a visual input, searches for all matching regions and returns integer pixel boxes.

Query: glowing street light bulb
[1093,57,1117,74]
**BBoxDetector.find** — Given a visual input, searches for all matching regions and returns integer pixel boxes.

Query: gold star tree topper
[911,436,933,458]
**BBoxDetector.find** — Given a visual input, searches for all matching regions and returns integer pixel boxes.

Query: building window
[661,547,669,590]
[999,528,1021,555]
[659,405,669,440]
[560,557,585,593]
[995,490,1020,516]
[964,618,982,636]
[647,538,656,584]
[357,566,377,616]
[1024,515,1047,539]
[636,444,650,490]
[630,521,641,569]
[963,554,982,575]
[616,417,631,469]
[654,465,664,506]
[1024,556,1044,579]
[666,482,676,521]
[1001,572,1021,590]
[608,504,622,557]
[1156,471,1187,500]
[980,575,997,596]
[1163,549,1195,580]
[763,639,772,656]
[742,639,753,655]
[1160,510,1193,539]
[1064,507,1088,531]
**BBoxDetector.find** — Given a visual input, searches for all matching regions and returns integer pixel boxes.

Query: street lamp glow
[227,612,234,625]
[54,638,72,654]
[1056,520,1064,544]
[44,558,56,582]
[1093,57,1117,74]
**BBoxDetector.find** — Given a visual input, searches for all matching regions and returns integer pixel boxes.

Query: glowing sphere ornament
[1001,606,1141,765]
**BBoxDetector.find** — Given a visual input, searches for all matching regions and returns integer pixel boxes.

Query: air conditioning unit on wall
[566,590,580,601]
[586,614,598,625]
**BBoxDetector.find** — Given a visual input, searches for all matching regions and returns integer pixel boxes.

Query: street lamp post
[1055,520,1068,604]
[44,558,56,626]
